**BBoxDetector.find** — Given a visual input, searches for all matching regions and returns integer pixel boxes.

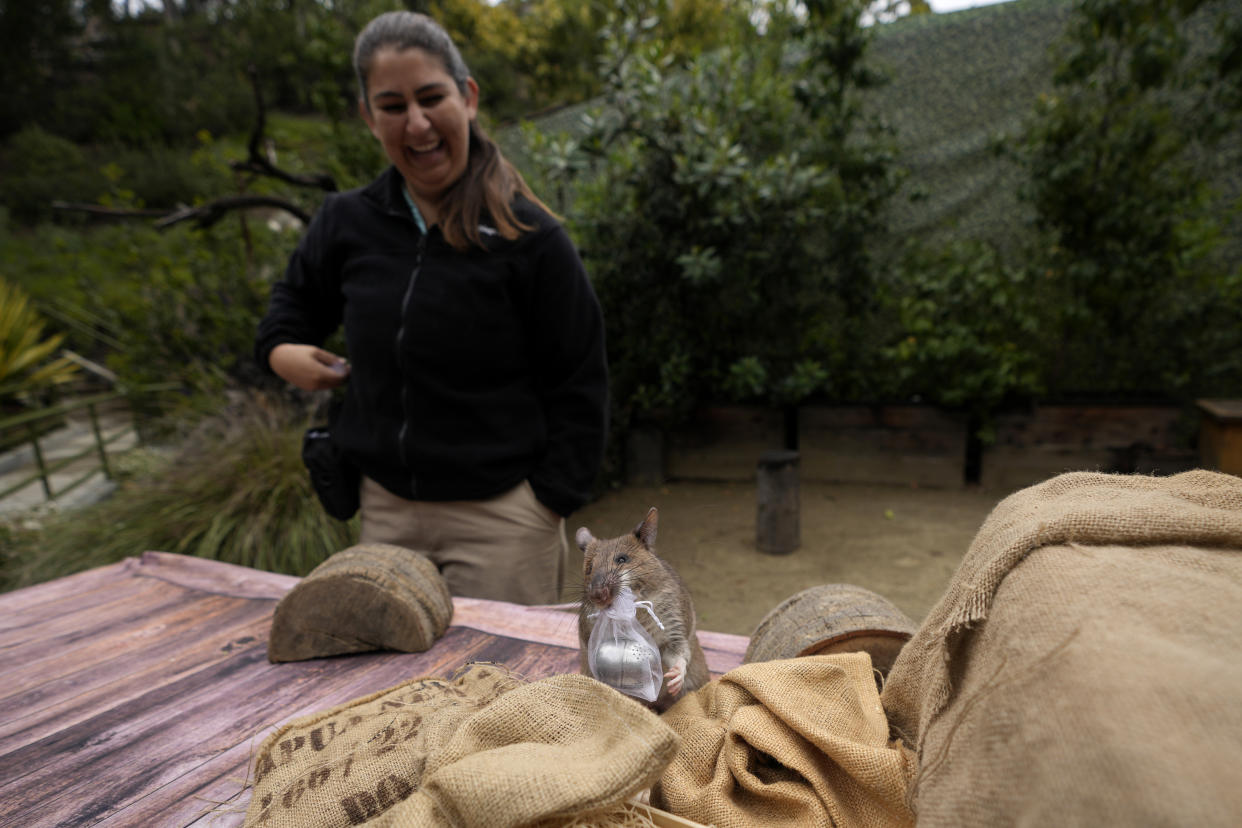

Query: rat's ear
[634,507,658,550]
[574,527,595,552]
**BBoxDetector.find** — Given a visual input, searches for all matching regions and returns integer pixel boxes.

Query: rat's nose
[588,576,613,608]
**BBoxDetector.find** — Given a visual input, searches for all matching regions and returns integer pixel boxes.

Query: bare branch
[153,196,311,230]
[53,196,309,231]
[229,64,338,193]
[51,202,170,220]
[53,66,331,231]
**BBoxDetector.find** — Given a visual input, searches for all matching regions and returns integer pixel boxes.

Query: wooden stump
[267,543,453,663]
[756,449,800,555]
[626,425,666,485]
[743,583,917,678]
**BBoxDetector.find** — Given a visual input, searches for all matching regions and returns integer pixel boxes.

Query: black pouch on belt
[301,423,360,521]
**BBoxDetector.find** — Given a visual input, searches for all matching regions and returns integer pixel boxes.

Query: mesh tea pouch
[587,586,664,702]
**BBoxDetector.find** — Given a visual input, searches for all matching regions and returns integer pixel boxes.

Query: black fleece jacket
[255,167,608,517]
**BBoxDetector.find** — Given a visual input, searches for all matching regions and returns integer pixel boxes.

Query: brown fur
[575,507,710,713]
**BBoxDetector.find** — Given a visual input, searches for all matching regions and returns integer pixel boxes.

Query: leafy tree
[866,0,931,25]
[428,0,530,125]
[1,0,374,146]
[881,239,1044,479]
[532,0,899,434]
[204,0,391,119]
[2,0,766,152]
[0,0,80,138]
[884,240,1042,418]
[435,0,761,124]
[642,0,760,60]
[1018,0,1242,399]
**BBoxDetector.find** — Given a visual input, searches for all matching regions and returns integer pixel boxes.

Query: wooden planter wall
[635,403,1203,491]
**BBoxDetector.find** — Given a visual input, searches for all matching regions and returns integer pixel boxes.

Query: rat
[575,506,710,713]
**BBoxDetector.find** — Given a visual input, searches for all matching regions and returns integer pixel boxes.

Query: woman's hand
[269,343,351,391]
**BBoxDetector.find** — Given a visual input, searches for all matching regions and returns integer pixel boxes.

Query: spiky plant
[1,391,356,591]
[0,276,80,405]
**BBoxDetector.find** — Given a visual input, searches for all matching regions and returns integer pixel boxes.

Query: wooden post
[87,402,114,479]
[756,449,800,555]
[1197,399,1242,476]
[626,426,665,486]
[28,423,53,500]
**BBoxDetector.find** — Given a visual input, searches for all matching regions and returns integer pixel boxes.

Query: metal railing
[0,383,180,504]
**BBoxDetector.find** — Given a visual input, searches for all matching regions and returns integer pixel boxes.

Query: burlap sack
[244,663,680,828]
[881,470,1242,825]
[653,653,917,827]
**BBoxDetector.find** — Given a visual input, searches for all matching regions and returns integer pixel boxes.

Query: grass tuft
[0,392,356,592]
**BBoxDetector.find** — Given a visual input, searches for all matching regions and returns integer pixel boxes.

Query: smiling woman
[359,47,478,222]
[254,11,609,607]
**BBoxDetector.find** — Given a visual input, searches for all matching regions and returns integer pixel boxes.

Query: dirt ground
[568,479,1008,637]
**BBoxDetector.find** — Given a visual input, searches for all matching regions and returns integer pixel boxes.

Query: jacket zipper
[395,233,426,494]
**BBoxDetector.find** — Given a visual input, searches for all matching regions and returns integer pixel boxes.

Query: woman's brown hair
[353,11,556,250]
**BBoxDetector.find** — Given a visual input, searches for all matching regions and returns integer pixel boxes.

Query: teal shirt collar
[400,187,428,235]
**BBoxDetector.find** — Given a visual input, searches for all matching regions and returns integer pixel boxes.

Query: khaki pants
[358,477,569,605]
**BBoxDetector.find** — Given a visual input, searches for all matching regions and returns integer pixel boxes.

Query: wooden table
[1,552,748,827]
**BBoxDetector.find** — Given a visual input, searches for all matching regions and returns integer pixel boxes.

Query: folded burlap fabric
[881,470,1242,825]
[653,653,917,827]
[245,663,680,827]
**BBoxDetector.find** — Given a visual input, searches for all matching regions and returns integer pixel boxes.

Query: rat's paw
[664,657,687,696]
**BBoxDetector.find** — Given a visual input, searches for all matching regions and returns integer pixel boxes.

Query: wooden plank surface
[0,551,748,828]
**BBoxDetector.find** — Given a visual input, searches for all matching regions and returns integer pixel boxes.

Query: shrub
[6,215,295,387]
[882,238,1044,437]
[0,127,107,224]
[0,392,355,592]
[101,141,234,209]
[103,221,295,396]
[535,0,899,430]
[1017,0,1242,399]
